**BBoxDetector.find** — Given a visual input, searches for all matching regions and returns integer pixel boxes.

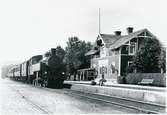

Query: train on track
[7,48,66,88]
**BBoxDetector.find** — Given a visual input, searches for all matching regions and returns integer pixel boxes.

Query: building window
[121,45,128,54]
[100,67,102,74]
[109,50,115,56]
[100,66,107,74]
[128,61,133,67]
[111,62,116,74]
[129,42,136,55]
[101,47,106,57]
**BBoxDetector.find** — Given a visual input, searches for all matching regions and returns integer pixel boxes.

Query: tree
[44,51,51,57]
[64,36,92,80]
[159,47,166,73]
[130,38,163,73]
[76,41,92,69]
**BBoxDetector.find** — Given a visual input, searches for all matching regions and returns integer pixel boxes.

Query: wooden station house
[77,27,157,83]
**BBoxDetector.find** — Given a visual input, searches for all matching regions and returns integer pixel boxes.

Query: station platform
[64,80,166,105]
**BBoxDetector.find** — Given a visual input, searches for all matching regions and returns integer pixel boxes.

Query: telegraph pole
[99,8,101,34]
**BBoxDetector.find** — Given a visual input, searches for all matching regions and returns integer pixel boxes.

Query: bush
[117,76,127,84]
[126,73,166,87]
[91,80,96,85]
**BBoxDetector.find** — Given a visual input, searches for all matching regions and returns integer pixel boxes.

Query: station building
[78,27,159,83]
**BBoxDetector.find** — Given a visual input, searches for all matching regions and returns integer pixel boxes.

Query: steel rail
[7,80,166,114]
[63,89,166,114]
[41,87,166,114]
[9,86,52,114]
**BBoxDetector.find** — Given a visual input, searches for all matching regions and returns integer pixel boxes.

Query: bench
[138,78,154,85]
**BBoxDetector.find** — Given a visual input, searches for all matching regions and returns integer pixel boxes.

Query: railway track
[63,89,166,114]
[8,80,166,114]
[41,86,166,114]
[9,86,52,114]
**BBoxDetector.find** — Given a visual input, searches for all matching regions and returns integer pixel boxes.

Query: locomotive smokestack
[51,48,56,55]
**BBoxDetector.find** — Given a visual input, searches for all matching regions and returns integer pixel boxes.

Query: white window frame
[128,61,133,67]
[111,62,116,74]
[129,42,136,55]
[100,47,106,57]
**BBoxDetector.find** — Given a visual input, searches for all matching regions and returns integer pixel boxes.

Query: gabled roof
[85,28,155,56]
[110,29,149,49]
[85,49,99,56]
[100,28,155,49]
[99,34,121,48]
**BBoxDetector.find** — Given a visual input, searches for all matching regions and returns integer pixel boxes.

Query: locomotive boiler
[41,48,66,88]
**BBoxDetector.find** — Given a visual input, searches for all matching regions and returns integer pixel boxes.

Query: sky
[0,0,167,73]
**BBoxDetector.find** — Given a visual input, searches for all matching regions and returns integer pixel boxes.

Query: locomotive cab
[28,55,43,84]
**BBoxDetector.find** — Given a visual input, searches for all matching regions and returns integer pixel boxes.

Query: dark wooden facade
[83,28,157,82]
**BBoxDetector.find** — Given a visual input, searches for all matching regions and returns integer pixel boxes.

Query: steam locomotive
[7,48,66,88]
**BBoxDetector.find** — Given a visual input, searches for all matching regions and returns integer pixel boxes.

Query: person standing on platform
[99,67,106,86]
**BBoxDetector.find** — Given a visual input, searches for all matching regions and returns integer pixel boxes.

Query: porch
[77,68,97,81]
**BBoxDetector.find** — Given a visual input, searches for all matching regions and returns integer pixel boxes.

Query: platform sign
[98,59,108,67]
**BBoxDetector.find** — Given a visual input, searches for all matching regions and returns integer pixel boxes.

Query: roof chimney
[126,27,133,34]
[114,31,121,36]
